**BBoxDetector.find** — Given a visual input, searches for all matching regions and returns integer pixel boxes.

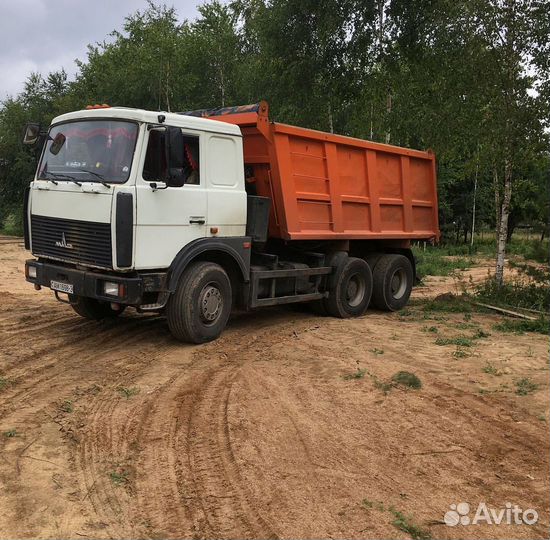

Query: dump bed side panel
[267,124,438,240]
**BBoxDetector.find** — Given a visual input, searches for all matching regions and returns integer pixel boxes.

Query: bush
[475,276,549,312]
[1,211,23,236]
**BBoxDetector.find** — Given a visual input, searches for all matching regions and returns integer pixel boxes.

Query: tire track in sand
[77,315,301,539]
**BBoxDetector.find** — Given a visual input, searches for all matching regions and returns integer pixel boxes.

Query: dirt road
[0,239,548,539]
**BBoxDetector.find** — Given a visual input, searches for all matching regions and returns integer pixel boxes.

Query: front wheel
[166,261,232,344]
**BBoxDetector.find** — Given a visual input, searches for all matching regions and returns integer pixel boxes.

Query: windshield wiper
[42,171,82,186]
[39,171,59,185]
[75,168,111,188]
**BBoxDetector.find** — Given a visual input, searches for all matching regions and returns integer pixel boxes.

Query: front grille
[31,215,112,269]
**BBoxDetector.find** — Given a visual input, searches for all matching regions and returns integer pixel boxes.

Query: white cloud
[0,0,200,99]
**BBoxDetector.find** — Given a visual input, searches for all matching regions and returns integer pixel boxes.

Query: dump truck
[22,101,439,343]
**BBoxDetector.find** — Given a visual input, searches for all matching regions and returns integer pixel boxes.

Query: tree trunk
[385,92,392,144]
[471,160,478,246]
[495,159,512,285]
[493,167,501,239]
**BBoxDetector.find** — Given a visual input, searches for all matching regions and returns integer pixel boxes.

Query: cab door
[135,126,207,269]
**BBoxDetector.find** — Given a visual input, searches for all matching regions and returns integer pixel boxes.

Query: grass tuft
[117,387,140,399]
[0,377,11,391]
[515,378,539,396]
[343,368,366,380]
[391,371,422,389]
[435,336,473,347]
[60,400,74,413]
[109,470,130,485]
[482,362,501,376]
[389,507,432,540]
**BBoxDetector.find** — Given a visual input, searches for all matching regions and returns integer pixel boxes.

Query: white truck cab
[24,107,258,342]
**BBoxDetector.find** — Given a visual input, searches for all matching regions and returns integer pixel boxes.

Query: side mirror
[49,132,66,155]
[22,123,41,145]
[165,126,186,187]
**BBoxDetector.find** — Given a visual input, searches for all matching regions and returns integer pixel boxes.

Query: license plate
[50,280,73,294]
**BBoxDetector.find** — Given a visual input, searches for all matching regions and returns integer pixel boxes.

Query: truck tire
[363,252,384,273]
[309,251,348,316]
[69,296,125,320]
[324,257,373,318]
[166,261,232,344]
[371,254,413,311]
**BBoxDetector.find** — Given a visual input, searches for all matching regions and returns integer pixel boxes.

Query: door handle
[189,218,205,225]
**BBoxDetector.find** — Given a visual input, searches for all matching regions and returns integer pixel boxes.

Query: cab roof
[51,107,242,137]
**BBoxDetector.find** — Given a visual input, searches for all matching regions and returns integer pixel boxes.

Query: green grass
[0,377,10,391]
[472,328,490,339]
[389,508,432,540]
[515,378,539,396]
[117,386,140,399]
[482,362,501,376]
[370,348,384,355]
[343,368,366,380]
[391,371,422,389]
[4,429,17,438]
[493,318,549,335]
[435,328,489,348]
[436,234,549,263]
[435,336,473,347]
[413,247,474,277]
[452,347,471,359]
[418,295,473,314]
[362,498,385,512]
[109,470,130,485]
[60,400,73,413]
[421,325,439,333]
[362,499,431,540]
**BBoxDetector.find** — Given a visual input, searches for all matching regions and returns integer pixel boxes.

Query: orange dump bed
[190,102,439,241]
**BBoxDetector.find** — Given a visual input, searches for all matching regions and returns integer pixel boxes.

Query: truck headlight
[103,281,120,296]
[27,265,37,279]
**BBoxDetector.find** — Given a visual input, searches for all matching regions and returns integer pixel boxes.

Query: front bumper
[25,259,144,305]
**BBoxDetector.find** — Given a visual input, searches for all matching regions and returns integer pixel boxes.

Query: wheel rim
[390,268,407,299]
[199,282,223,324]
[346,273,366,307]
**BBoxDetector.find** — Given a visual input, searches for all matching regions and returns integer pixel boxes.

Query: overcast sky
[0,0,201,100]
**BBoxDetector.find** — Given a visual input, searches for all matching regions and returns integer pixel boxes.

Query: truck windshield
[37,120,138,184]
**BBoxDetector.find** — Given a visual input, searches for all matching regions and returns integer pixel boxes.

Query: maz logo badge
[55,232,73,249]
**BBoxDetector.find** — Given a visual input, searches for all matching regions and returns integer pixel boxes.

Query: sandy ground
[0,238,548,539]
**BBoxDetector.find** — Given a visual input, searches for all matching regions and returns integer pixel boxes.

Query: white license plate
[50,280,74,294]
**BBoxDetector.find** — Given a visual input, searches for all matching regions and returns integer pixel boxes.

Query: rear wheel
[69,296,125,320]
[371,254,413,311]
[324,257,373,318]
[166,261,232,344]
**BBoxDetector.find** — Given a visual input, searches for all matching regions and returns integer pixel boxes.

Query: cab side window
[143,129,200,186]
